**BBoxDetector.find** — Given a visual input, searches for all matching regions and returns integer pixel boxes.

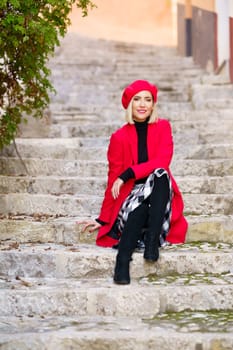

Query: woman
[79,80,188,285]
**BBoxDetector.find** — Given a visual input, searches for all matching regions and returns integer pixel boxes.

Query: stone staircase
[0,32,233,349]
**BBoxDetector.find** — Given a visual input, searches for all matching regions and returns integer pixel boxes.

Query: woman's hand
[111,178,124,199]
[77,219,101,233]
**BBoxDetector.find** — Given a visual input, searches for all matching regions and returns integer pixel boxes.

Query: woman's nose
[139,99,146,106]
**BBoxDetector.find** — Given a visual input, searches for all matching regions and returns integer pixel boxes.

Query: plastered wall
[191,0,215,12]
[69,0,177,46]
[177,0,192,17]
[230,1,233,17]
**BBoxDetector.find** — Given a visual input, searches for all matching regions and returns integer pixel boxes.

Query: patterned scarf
[117,168,172,247]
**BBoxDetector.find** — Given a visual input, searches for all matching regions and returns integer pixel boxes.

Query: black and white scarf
[117,168,172,247]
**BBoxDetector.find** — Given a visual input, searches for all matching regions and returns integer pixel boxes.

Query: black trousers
[117,174,170,260]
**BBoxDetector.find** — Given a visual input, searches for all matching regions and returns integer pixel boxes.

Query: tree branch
[13,138,29,175]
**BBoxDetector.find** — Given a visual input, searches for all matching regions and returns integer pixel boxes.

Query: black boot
[113,256,130,284]
[143,229,160,262]
[113,202,148,284]
[143,174,169,263]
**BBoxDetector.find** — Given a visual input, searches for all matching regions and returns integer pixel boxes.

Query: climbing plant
[0,0,95,149]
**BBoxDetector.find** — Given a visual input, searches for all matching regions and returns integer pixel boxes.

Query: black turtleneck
[119,119,149,183]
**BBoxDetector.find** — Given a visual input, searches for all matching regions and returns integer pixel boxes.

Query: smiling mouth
[137,110,147,113]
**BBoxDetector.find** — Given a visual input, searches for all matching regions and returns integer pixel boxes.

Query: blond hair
[125,99,158,124]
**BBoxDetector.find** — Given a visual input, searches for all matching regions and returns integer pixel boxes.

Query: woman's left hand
[111,178,124,199]
[76,219,101,233]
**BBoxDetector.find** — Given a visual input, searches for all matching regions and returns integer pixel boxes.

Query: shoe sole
[113,279,130,285]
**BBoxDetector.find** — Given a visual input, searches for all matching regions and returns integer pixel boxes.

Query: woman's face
[132,90,154,122]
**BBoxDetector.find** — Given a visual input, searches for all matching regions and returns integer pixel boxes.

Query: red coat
[96,118,188,247]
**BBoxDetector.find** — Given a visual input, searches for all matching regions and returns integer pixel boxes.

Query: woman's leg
[144,174,170,262]
[114,202,148,284]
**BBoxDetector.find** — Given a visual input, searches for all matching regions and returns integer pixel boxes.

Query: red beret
[121,80,158,109]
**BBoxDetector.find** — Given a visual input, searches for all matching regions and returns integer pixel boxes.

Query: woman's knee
[154,174,169,188]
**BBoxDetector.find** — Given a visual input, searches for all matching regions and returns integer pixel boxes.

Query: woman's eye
[133,97,152,102]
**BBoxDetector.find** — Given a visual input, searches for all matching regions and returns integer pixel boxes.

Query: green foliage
[0,0,95,149]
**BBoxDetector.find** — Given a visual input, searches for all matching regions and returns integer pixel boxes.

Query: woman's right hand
[76,219,101,233]
[111,178,124,199]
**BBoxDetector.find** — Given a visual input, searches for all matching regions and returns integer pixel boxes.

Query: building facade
[177,0,233,82]
[70,0,177,46]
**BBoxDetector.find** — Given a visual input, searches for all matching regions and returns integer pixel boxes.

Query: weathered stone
[187,216,233,243]
[1,315,233,350]
[1,158,233,177]
[1,215,233,245]
[1,175,233,196]
[2,139,233,161]
[0,276,233,317]
[0,217,84,244]
[0,175,107,196]
[0,243,232,279]
[48,121,233,143]
[1,192,232,216]
[192,84,233,109]
[0,158,108,177]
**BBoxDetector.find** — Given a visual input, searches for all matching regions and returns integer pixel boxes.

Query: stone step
[49,101,194,116]
[19,113,233,143]
[50,36,191,59]
[0,241,233,320]
[118,63,202,71]
[53,65,201,79]
[193,99,233,109]
[51,69,202,85]
[186,215,233,243]
[1,175,232,196]
[55,40,179,55]
[1,158,232,177]
[2,139,109,160]
[50,73,202,91]
[0,176,108,196]
[22,109,229,138]
[49,118,233,131]
[177,176,233,194]
[0,274,233,317]
[50,108,233,123]
[1,242,232,279]
[49,93,193,112]
[52,44,184,59]
[169,108,233,120]
[1,215,233,244]
[48,123,233,143]
[51,63,203,76]
[192,84,233,108]
[52,44,178,58]
[50,112,233,126]
[0,158,108,177]
[50,61,202,74]
[49,97,232,118]
[1,192,232,216]
[0,313,233,350]
[2,139,233,160]
[55,92,191,106]
[180,143,233,160]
